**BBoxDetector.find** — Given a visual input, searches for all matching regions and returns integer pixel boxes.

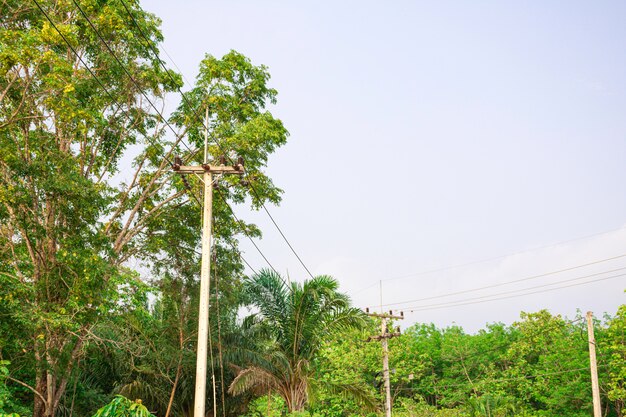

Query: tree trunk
[286,382,307,413]
[32,332,86,417]
[165,354,183,417]
[33,373,47,417]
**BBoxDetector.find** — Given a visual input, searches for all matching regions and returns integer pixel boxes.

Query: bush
[91,395,155,417]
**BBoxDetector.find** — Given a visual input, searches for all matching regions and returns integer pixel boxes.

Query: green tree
[0,0,288,415]
[0,0,182,413]
[502,311,589,417]
[310,325,380,417]
[228,270,368,412]
[604,304,626,416]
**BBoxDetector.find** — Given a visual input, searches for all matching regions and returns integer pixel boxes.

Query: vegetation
[228,270,370,412]
[91,396,154,417]
[0,0,624,417]
[309,309,626,417]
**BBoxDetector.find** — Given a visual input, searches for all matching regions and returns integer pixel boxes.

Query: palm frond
[228,366,280,396]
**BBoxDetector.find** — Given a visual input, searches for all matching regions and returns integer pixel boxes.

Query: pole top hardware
[173,156,182,171]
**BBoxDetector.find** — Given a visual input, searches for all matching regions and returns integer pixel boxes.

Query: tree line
[311,306,626,417]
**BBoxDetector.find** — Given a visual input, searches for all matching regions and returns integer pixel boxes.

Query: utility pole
[173,149,243,417]
[586,311,602,417]
[366,309,404,417]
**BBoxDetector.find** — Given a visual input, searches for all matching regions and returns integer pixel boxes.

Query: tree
[0,0,288,415]
[0,0,184,413]
[502,310,589,417]
[228,270,368,412]
[310,325,380,417]
[604,303,626,416]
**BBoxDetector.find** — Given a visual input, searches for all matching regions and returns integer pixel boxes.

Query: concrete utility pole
[173,154,243,417]
[366,309,404,417]
[586,311,602,417]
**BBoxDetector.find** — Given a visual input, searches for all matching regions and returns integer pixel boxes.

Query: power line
[111,0,286,279]
[69,0,195,155]
[212,252,227,417]
[116,0,315,279]
[31,0,265,277]
[369,252,626,309]
[362,225,626,288]
[215,190,280,277]
[187,176,275,276]
[67,0,281,275]
[402,271,626,313]
[30,0,199,213]
[400,266,626,311]
[31,0,198,208]
[394,365,607,391]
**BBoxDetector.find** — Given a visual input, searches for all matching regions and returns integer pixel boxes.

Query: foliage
[393,397,464,417]
[241,395,285,417]
[310,326,380,417]
[1,1,626,417]
[0,0,288,415]
[307,308,626,417]
[604,303,626,416]
[229,270,369,412]
[0,361,21,417]
[91,396,154,417]
[465,394,520,417]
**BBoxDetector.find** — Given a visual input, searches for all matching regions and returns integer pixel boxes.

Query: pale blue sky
[142,0,626,331]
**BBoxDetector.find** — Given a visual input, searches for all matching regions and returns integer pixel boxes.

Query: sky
[140,0,626,333]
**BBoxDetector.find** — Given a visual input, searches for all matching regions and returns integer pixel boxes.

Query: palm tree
[228,269,370,412]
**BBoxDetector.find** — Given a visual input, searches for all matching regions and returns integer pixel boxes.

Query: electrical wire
[31,0,267,277]
[30,0,200,214]
[402,271,626,313]
[70,0,196,155]
[368,252,626,309]
[212,252,227,417]
[214,190,280,276]
[377,225,626,284]
[393,365,607,391]
[402,266,626,311]
[116,0,315,279]
[31,0,199,213]
[70,0,280,274]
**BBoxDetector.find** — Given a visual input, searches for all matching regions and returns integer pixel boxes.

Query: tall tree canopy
[0,0,288,416]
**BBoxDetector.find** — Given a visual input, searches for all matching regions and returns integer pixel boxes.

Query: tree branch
[6,376,47,405]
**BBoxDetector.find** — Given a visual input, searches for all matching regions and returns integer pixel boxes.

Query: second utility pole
[366,309,404,417]
[586,311,602,417]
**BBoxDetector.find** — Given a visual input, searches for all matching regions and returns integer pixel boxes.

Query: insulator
[220,156,226,165]
[213,181,220,190]
[401,311,404,317]
[366,307,369,313]
[237,156,245,166]
[240,179,249,187]
[396,326,400,333]
[173,156,182,168]
[389,310,393,315]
